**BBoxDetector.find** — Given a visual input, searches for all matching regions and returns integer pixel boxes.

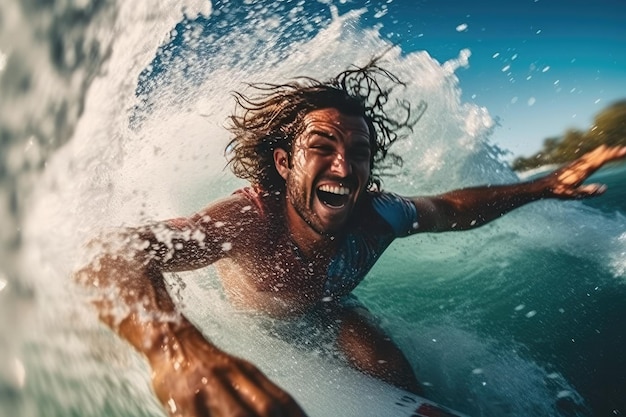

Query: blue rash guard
[323,191,418,298]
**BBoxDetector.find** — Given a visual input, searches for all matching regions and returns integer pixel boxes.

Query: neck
[283,199,338,259]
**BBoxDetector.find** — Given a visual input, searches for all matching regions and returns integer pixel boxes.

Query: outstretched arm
[75,199,307,417]
[411,145,626,232]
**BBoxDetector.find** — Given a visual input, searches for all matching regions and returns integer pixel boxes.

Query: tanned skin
[77,108,626,417]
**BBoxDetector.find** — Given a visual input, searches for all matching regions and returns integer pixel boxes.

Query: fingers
[247,367,308,417]
[550,145,625,198]
[563,145,626,174]
[154,330,306,417]
[592,144,626,161]
[203,374,260,417]
[186,361,307,417]
[581,145,626,171]
[222,362,307,417]
[569,183,608,199]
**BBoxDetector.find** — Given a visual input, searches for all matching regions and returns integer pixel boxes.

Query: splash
[2,0,625,416]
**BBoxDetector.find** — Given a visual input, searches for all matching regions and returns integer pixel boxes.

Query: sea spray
[5,1,211,416]
[5,1,625,416]
[0,0,115,412]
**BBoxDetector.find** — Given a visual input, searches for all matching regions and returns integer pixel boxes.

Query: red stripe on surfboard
[412,403,461,417]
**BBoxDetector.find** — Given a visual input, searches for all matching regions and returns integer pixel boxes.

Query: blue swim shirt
[323,191,418,298]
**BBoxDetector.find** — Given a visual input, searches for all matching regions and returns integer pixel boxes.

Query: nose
[331,152,352,177]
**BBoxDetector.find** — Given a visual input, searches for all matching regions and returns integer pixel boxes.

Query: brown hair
[226,59,425,191]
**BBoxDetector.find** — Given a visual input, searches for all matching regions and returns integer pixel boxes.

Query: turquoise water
[1,1,625,416]
[360,167,626,416]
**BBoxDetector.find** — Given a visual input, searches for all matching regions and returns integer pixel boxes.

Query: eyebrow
[308,129,336,141]
[307,128,370,144]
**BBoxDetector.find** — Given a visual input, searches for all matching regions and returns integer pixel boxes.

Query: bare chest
[215,241,330,315]
[216,226,391,315]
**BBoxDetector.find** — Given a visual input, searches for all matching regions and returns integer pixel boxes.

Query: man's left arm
[410,145,626,233]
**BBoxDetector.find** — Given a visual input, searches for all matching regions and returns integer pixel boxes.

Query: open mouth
[316,184,351,208]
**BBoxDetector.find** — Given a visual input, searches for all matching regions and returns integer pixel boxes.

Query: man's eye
[311,145,334,154]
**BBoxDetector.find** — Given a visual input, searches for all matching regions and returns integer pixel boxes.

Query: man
[76,61,626,417]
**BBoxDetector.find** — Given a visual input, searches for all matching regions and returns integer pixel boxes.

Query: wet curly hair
[226,59,425,192]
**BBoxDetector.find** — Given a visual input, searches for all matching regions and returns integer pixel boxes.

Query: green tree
[589,100,626,148]
[511,100,626,172]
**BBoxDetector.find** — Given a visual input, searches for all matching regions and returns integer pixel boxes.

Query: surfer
[76,60,626,417]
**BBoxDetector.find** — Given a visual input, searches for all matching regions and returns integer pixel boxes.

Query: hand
[541,145,626,199]
[149,327,307,417]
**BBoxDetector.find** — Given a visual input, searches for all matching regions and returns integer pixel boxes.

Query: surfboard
[262,339,471,417]
[177,272,470,417]
[289,373,470,417]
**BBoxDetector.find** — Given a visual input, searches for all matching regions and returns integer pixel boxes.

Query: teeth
[318,184,350,195]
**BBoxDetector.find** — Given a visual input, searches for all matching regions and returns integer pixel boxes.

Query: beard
[285,172,329,236]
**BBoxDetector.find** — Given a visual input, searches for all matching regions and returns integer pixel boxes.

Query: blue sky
[346,0,626,158]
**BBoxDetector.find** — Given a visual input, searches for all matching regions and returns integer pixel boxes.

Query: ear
[273,148,290,180]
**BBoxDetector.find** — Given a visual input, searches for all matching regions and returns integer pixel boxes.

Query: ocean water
[1,1,625,416]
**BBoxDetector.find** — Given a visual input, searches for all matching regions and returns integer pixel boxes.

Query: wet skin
[214,108,422,390]
[275,108,373,255]
[77,104,626,416]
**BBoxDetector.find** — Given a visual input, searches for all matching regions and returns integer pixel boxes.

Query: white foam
[6,1,626,416]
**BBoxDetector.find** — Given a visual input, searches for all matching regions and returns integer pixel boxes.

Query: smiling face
[274,108,372,239]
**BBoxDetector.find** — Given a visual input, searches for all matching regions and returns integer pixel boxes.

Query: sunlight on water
[2,0,625,416]
[611,231,626,278]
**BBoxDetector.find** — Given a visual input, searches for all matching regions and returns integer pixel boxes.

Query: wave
[2,1,625,416]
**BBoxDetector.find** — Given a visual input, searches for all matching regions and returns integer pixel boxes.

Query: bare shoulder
[188,189,271,228]
[132,191,275,271]
[177,189,284,251]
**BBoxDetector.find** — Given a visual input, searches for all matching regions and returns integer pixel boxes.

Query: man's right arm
[410,145,626,233]
[75,197,307,417]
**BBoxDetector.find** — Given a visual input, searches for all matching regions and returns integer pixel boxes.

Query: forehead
[301,108,370,138]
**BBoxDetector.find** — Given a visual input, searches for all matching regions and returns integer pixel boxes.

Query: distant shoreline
[515,160,626,180]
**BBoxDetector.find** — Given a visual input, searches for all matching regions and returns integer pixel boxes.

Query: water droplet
[0,49,7,73]
[557,390,572,399]
[167,398,178,413]
[12,357,26,389]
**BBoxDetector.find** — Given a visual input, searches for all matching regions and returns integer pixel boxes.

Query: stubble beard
[285,173,329,237]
